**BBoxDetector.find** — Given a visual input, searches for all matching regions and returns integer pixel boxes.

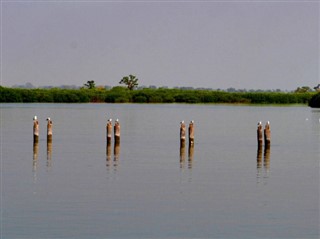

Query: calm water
[1,103,319,239]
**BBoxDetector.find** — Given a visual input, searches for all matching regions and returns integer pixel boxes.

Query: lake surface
[1,103,319,239]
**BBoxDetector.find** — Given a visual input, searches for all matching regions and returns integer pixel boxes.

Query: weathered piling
[106,118,112,145]
[114,119,120,145]
[180,120,186,148]
[264,121,271,147]
[33,116,39,143]
[46,117,53,143]
[188,120,194,146]
[257,121,263,147]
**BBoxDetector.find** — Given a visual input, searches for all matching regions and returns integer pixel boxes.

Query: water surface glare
[1,103,319,239]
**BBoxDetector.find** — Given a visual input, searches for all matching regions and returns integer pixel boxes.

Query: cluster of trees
[294,85,319,93]
[81,75,139,91]
[1,85,316,105]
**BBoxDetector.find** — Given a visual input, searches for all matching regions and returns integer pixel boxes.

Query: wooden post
[106,118,112,145]
[114,119,120,145]
[46,117,53,143]
[180,120,186,148]
[188,120,194,146]
[33,116,39,143]
[264,121,271,147]
[257,121,263,147]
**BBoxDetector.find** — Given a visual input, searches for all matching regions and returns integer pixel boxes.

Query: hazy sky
[1,0,319,90]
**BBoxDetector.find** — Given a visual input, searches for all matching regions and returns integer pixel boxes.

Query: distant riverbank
[0,86,317,105]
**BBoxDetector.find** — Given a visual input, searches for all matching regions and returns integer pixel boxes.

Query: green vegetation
[0,86,316,105]
[308,92,320,108]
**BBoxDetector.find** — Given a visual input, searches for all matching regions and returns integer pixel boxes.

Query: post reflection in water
[179,145,186,168]
[47,141,52,170]
[256,145,271,183]
[264,145,270,171]
[106,141,112,167]
[188,144,194,169]
[114,142,120,167]
[33,142,39,176]
[106,141,120,169]
[256,145,263,169]
[180,144,194,169]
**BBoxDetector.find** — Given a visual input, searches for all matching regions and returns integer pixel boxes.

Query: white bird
[33,116,37,120]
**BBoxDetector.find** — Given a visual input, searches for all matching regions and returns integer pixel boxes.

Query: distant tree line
[11,80,320,94]
[0,86,316,105]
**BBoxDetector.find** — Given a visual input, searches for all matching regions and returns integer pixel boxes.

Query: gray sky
[1,0,319,90]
